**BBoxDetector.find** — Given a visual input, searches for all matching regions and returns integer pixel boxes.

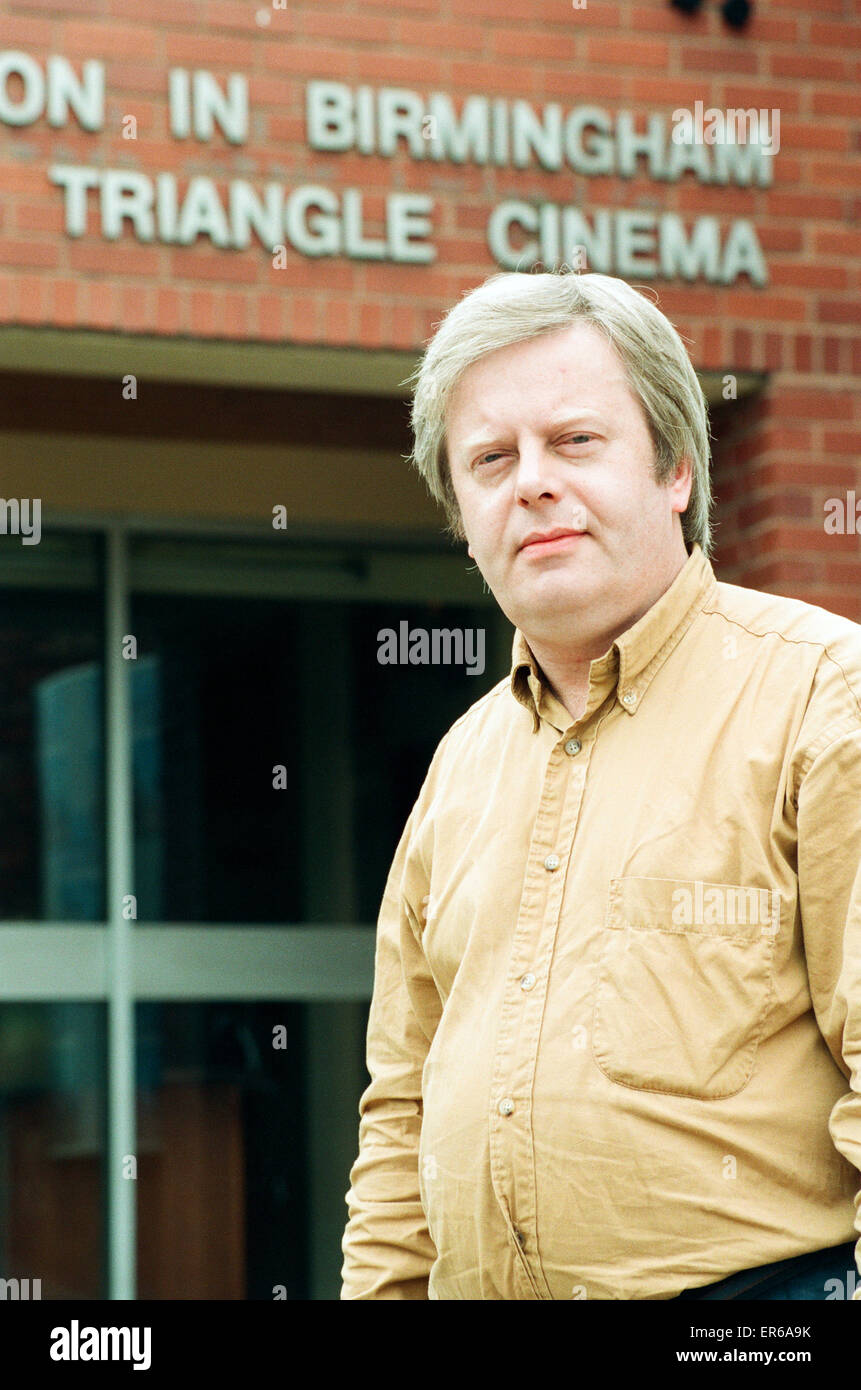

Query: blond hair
[404,270,713,555]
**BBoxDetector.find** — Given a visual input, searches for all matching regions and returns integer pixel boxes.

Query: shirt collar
[509,543,718,733]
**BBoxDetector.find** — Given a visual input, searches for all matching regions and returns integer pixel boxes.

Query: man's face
[445,322,693,644]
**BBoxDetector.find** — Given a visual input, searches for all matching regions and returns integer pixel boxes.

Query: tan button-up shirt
[340,543,861,1300]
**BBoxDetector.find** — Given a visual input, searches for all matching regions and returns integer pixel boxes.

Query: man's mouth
[519,528,588,553]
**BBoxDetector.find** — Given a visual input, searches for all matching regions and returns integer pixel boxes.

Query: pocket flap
[606,875,780,941]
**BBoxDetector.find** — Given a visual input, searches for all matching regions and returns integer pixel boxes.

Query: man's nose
[514,443,565,505]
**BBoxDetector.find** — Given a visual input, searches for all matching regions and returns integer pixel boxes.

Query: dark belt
[674,1240,857,1301]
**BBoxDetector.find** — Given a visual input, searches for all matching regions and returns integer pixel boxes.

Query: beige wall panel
[0,433,445,532]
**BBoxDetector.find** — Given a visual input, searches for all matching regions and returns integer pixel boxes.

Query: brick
[732,327,753,370]
[390,302,418,349]
[737,497,774,528]
[701,324,725,366]
[753,427,815,454]
[303,12,393,44]
[824,431,861,455]
[770,52,850,81]
[0,166,53,195]
[777,121,850,152]
[780,491,815,518]
[107,62,167,95]
[795,333,817,372]
[810,20,861,48]
[721,291,808,321]
[83,281,120,330]
[769,388,854,419]
[357,299,383,345]
[363,0,437,13]
[64,23,159,58]
[628,76,715,105]
[493,29,581,60]
[207,0,283,32]
[168,250,259,285]
[722,84,802,115]
[770,264,848,290]
[288,294,320,343]
[674,185,765,216]
[811,89,861,119]
[751,462,854,489]
[189,289,217,335]
[588,37,671,68]
[808,158,861,187]
[745,14,799,42]
[69,244,162,277]
[0,15,54,44]
[0,241,59,268]
[155,286,183,335]
[165,34,256,66]
[109,0,199,22]
[356,53,445,85]
[270,46,360,79]
[13,274,48,324]
[396,18,486,52]
[51,277,80,326]
[120,285,152,332]
[680,44,760,75]
[520,3,624,28]
[770,0,846,11]
[10,0,102,11]
[15,201,65,233]
[822,560,861,592]
[324,296,355,344]
[391,0,552,16]
[818,299,860,324]
[630,5,702,34]
[758,525,855,555]
[256,293,286,341]
[767,191,845,220]
[756,224,804,253]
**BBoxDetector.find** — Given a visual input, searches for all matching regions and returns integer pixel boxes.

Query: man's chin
[507,576,604,627]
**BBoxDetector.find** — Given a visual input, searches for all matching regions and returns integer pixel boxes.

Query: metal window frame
[0,516,509,1298]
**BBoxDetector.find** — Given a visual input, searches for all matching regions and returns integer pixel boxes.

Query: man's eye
[567,434,592,444]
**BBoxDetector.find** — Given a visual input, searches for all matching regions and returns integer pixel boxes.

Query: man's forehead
[451,322,623,394]
[446,351,629,444]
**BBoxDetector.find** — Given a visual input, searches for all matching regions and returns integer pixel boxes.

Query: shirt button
[498,1097,514,1116]
[621,691,637,707]
[520,973,536,991]
[513,1228,526,1248]
[564,738,582,756]
[544,854,560,871]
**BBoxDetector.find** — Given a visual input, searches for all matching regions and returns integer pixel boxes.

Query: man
[340,270,861,1300]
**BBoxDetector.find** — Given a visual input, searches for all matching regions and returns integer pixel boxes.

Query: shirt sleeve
[796,723,861,1292]
[340,783,444,1299]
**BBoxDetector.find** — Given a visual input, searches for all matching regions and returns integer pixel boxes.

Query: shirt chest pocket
[591,876,778,1100]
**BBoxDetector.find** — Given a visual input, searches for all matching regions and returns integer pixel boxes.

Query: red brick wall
[711,383,861,619]
[0,0,858,611]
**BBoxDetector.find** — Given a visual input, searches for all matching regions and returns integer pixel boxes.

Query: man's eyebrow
[454,411,605,458]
